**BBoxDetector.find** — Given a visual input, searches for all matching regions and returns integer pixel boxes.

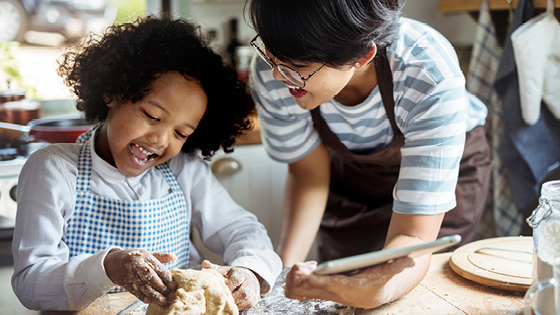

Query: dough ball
[146,268,238,315]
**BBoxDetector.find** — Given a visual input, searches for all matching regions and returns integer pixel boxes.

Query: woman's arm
[284,211,445,309]
[375,211,445,304]
[278,143,331,267]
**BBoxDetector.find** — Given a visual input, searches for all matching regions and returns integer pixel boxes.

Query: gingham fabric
[466,0,520,237]
[66,125,190,290]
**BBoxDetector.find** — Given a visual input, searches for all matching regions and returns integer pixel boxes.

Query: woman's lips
[288,86,308,98]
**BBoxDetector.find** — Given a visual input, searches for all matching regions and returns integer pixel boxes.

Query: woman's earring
[355,62,361,67]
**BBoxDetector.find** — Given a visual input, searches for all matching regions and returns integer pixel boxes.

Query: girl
[12,16,282,311]
[248,0,491,309]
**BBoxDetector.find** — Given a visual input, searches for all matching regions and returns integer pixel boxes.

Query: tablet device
[314,234,461,275]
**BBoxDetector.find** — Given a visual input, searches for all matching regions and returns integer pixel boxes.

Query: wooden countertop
[380,252,524,314]
[46,253,525,314]
[439,0,560,13]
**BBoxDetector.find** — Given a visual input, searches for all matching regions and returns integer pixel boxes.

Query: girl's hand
[103,248,178,306]
[202,260,260,310]
[284,257,415,309]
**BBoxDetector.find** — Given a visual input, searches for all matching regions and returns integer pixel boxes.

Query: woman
[248,0,491,308]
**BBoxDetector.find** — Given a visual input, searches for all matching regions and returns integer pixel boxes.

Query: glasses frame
[250,35,325,88]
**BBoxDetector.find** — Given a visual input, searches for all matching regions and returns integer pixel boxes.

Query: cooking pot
[0,100,41,125]
[0,117,94,143]
[0,87,26,103]
[0,88,41,125]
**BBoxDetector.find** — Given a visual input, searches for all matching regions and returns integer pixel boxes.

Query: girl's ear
[354,43,377,68]
[103,95,114,107]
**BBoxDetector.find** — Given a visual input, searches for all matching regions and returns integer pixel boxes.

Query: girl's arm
[278,142,331,267]
[186,156,282,293]
[11,147,115,311]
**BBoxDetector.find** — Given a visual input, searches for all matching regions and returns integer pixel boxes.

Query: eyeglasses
[250,35,325,88]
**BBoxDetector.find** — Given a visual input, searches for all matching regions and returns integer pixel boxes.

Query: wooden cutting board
[449,236,533,292]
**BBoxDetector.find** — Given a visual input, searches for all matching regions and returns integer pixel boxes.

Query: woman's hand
[284,257,415,309]
[103,248,177,306]
[202,260,260,310]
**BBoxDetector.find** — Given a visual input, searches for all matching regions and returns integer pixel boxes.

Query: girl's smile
[96,72,208,177]
[130,143,159,166]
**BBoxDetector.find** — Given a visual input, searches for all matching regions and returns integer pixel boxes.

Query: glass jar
[524,257,560,315]
[525,180,560,314]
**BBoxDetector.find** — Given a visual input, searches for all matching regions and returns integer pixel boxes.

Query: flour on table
[146,268,238,315]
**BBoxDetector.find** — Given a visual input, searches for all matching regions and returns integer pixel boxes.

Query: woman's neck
[334,63,377,106]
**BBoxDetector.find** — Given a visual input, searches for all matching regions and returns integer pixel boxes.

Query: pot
[0,88,40,125]
[0,100,41,125]
[0,87,26,103]
[0,117,94,143]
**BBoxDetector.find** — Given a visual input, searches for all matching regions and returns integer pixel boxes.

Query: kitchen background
[1,0,557,313]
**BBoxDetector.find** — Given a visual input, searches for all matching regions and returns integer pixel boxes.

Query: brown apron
[311,52,492,262]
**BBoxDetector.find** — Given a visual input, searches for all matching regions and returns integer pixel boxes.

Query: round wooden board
[449,236,533,292]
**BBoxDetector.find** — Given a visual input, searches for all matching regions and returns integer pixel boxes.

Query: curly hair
[57,15,254,159]
[248,0,403,68]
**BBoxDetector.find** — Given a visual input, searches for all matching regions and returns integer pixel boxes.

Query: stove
[0,157,26,239]
[0,138,48,239]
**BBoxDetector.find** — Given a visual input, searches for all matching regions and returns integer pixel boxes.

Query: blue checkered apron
[66,126,190,291]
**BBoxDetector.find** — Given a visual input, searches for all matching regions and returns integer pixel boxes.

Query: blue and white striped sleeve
[394,79,466,214]
[391,23,467,215]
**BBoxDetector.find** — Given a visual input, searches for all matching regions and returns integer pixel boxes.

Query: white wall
[147,0,477,57]
[147,0,254,58]
[186,0,254,57]
[402,0,477,46]
[167,0,476,52]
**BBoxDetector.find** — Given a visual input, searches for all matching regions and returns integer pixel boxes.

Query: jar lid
[541,180,560,200]
[0,88,26,102]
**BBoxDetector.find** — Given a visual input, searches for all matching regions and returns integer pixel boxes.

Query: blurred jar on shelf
[235,45,254,83]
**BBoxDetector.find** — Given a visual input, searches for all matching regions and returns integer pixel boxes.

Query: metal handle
[0,121,32,133]
[526,198,554,228]
[211,157,242,175]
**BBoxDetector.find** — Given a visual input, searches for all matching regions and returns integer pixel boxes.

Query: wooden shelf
[439,0,560,13]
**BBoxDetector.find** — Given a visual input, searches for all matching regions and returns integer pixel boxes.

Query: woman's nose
[271,67,285,82]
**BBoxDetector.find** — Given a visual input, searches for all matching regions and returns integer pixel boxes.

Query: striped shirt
[249,18,488,215]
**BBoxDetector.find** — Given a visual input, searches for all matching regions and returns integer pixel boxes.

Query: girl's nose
[147,127,169,147]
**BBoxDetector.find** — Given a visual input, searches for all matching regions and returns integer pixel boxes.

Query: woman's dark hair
[57,15,254,159]
[248,0,403,67]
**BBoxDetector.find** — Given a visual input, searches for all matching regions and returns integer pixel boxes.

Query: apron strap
[310,47,400,159]
[374,49,400,135]
[157,162,182,193]
[311,48,404,261]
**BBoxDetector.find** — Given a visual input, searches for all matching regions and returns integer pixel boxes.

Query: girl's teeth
[133,155,149,163]
[134,143,154,156]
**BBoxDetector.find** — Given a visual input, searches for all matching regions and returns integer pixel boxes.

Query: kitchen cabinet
[439,0,560,12]
[439,0,560,46]
[210,144,286,249]
[191,144,319,264]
